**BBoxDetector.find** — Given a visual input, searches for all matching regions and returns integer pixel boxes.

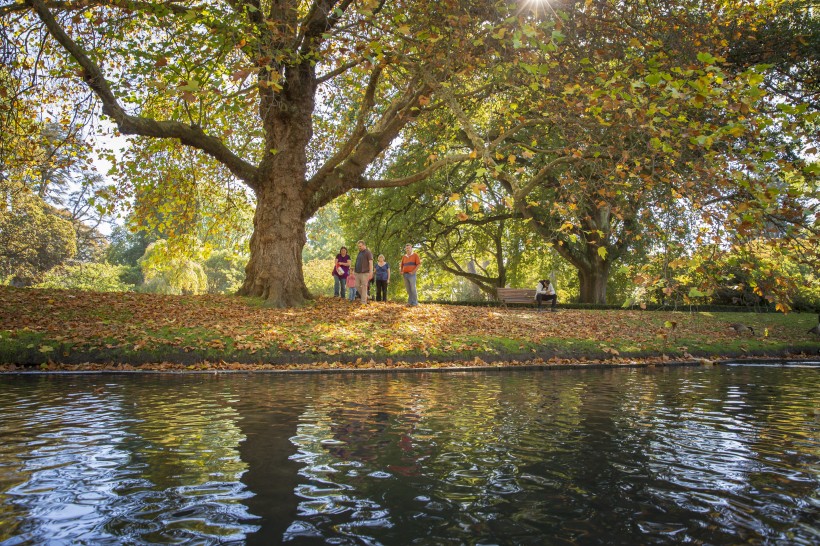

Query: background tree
[303,202,346,263]
[392,0,817,304]
[203,250,246,295]
[341,165,563,299]
[0,180,77,285]
[139,239,208,295]
[1,27,113,261]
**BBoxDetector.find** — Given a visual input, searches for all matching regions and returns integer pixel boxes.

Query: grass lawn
[1,286,818,372]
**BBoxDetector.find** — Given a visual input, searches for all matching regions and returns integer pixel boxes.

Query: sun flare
[520,0,556,17]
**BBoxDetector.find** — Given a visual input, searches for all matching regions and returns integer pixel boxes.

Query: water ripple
[0,367,818,544]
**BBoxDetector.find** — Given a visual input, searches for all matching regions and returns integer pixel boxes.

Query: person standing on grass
[332,246,351,298]
[346,268,358,301]
[535,279,557,312]
[374,254,390,302]
[354,240,374,304]
[400,244,421,306]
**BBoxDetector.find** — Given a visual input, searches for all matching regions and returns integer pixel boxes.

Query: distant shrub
[139,240,208,295]
[203,250,246,294]
[118,265,144,286]
[0,181,77,286]
[34,262,134,292]
[303,259,335,297]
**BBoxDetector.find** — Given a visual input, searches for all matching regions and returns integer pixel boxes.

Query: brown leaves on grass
[0,287,815,370]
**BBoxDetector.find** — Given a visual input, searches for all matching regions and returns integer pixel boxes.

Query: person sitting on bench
[535,279,557,312]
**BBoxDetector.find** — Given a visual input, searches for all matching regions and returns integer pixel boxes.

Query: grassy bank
[1,286,818,372]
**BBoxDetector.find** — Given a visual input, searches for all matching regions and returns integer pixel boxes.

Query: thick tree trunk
[237,67,317,307]
[577,261,611,305]
[238,180,311,307]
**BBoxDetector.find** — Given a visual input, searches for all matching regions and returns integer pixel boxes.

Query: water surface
[1,364,818,544]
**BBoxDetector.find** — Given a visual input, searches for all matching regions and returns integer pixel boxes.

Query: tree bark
[237,121,314,306]
[238,185,311,307]
[577,261,611,305]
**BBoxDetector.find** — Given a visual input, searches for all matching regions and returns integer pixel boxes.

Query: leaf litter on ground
[0,287,818,371]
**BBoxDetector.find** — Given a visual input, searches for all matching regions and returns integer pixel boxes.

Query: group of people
[332,241,421,306]
[332,241,556,310]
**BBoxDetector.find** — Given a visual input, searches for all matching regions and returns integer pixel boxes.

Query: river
[1,363,818,544]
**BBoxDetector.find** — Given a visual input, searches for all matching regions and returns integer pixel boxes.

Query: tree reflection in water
[0,366,818,545]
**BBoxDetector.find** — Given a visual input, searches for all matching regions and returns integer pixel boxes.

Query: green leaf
[696,52,716,65]
[645,73,663,86]
[597,246,608,260]
[804,163,820,175]
[178,79,200,92]
[746,72,764,86]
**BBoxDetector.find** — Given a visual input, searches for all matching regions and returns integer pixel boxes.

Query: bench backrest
[496,288,536,304]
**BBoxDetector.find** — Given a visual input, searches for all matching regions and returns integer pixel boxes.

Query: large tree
[405,0,817,303]
[3,0,496,306]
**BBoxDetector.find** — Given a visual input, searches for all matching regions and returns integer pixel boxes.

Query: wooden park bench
[496,288,536,308]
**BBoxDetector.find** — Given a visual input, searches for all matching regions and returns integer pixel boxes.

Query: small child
[347,270,357,301]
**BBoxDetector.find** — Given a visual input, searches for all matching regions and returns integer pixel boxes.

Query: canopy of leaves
[1,0,816,309]
[349,0,818,305]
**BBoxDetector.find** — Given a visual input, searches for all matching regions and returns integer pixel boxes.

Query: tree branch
[25,0,259,187]
[356,153,473,189]
[316,55,367,83]
[296,0,354,55]
[513,157,570,203]
[310,63,384,184]
[2,0,198,18]
[307,76,433,206]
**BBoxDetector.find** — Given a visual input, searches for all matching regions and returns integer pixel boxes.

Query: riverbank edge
[1,347,818,374]
[3,340,819,367]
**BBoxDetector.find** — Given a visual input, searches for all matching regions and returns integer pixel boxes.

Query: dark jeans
[376,279,388,301]
[333,275,346,298]
[536,293,557,308]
